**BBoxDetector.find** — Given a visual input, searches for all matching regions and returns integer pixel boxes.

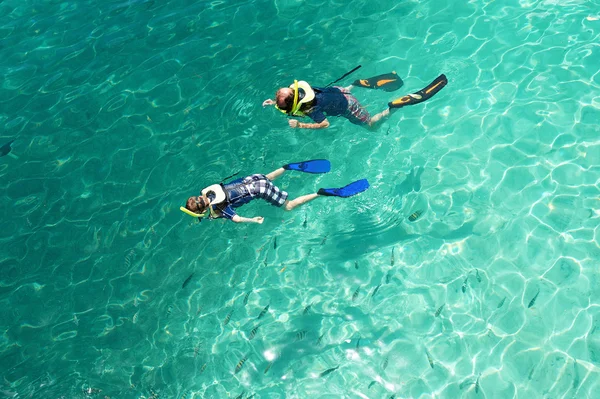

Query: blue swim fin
[317,179,369,198]
[283,159,331,174]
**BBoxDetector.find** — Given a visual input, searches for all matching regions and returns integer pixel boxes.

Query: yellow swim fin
[388,74,448,109]
[353,72,403,92]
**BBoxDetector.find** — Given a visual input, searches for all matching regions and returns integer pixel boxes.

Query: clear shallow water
[1,0,600,397]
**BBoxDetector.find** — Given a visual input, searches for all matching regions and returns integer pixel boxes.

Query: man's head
[185,195,209,215]
[275,87,295,114]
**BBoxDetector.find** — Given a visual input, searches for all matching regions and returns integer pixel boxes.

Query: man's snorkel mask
[180,197,208,220]
[180,184,227,221]
[275,80,315,116]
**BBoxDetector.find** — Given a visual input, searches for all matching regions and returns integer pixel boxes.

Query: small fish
[264,362,273,374]
[234,391,245,399]
[247,395,255,399]
[83,387,102,395]
[382,356,388,370]
[475,374,480,393]
[249,324,260,340]
[475,269,482,283]
[389,395,396,399]
[354,261,359,270]
[391,248,395,266]
[303,214,308,228]
[573,360,580,389]
[182,273,194,289]
[497,296,506,308]
[257,304,270,320]
[273,236,277,250]
[167,305,173,316]
[196,306,202,316]
[385,270,393,284]
[528,365,535,380]
[461,276,468,293]
[372,284,382,298]
[124,249,135,268]
[426,350,434,369]
[316,334,324,346]
[73,314,79,326]
[194,346,200,358]
[356,337,361,350]
[181,390,189,399]
[243,290,252,306]
[368,381,377,389]
[435,304,445,317]
[223,309,234,325]
[528,288,540,308]
[200,363,207,373]
[352,286,360,301]
[235,355,249,374]
[132,311,139,324]
[0,140,15,157]
[263,250,269,267]
[408,210,423,222]
[319,365,339,378]
[296,330,307,341]
[320,236,327,245]
[303,303,312,315]
[459,378,474,389]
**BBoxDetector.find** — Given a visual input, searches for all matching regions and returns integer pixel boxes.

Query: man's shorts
[243,174,288,207]
[337,87,372,126]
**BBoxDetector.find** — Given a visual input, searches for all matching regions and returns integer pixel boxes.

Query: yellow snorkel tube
[180,184,226,220]
[274,80,315,116]
[275,80,299,115]
[180,206,207,219]
[290,80,300,115]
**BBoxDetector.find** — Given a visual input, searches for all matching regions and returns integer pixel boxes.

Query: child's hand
[288,119,299,128]
[262,99,274,107]
[253,216,264,224]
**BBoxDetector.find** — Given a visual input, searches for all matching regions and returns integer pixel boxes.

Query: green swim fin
[388,74,447,109]
[353,72,403,92]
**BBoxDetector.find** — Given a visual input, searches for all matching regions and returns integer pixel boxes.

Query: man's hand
[253,216,264,224]
[262,99,275,107]
[288,119,299,128]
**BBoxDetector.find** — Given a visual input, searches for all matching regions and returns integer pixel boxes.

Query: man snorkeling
[262,71,447,130]
[181,160,369,224]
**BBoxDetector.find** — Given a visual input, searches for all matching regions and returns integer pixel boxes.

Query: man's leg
[266,167,285,181]
[284,193,319,211]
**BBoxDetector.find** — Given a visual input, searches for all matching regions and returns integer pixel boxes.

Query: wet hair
[186,196,207,214]
[276,89,295,113]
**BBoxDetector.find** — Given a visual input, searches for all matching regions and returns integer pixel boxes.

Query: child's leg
[266,167,285,181]
[284,193,319,211]
[368,108,393,128]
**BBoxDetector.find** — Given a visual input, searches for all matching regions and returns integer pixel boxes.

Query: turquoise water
[1,0,600,397]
